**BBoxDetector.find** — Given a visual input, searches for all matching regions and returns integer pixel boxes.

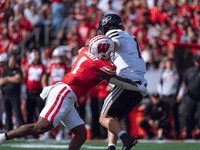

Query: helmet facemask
[98,51,115,61]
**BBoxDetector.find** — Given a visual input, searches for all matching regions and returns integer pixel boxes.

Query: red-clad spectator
[97,80,111,100]
[148,5,160,23]
[178,1,192,18]
[20,12,33,38]
[132,25,142,37]
[48,61,69,85]
[77,18,92,46]
[85,28,97,45]
[8,20,23,44]
[192,0,200,12]
[137,30,147,52]
[93,11,104,29]
[0,31,14,54]
[0,0,7,24]
[20,49,32,83]
[42,47,69,86]
[0,12,6,24]
[21,19,33,31]
[67,32,80,50]
[148,4,168,23]
[168,20,184,42]
[167,32,178,52]
[136,6,146,24]
[26,51,46,92]
[0,53,8,74]
[74,1,86,21]
[0,0,6,9]
[193,11,200,30]
[86,4,101,27]
[42,49,52,68]
[26,50,46,124]
[132,25,148,49]
[20,49,34,68]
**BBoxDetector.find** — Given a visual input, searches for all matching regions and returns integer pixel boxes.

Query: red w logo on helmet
[97,43,111,53]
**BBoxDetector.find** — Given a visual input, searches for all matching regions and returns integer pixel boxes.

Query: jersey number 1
[133,38,142,59]
[72,56,87,74]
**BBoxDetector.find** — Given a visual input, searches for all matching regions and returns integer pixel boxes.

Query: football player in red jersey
[0,35,141,150]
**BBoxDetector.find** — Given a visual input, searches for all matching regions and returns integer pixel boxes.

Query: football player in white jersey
[98,14,147,150]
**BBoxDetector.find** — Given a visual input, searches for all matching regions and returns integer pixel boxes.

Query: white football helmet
[52,47,66,57]
[52,47,66,64]
[89,35,115,60]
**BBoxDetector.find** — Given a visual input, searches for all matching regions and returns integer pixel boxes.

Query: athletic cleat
[107,145,116,150]
[0,133,6,145]
[122,136,138,150]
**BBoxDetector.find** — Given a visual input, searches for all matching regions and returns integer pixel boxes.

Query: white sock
[58,130,63,135]
[117,130,127,138]
[108,143,116,148]
[0,133,6,141]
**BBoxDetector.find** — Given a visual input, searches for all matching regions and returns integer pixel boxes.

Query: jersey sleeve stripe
[107,31,118,37]
[109,34,120,38]
[100,67,116,75]
[100,68,115,75]
[102,66,116,73]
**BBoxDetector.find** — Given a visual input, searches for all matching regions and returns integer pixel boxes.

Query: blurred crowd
[0,0,200,140]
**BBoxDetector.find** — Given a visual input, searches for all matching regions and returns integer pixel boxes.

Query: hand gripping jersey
[106,29,146,83]
[62,46,116,99]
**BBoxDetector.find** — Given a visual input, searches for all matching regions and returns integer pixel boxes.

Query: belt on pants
[163,94,176,98]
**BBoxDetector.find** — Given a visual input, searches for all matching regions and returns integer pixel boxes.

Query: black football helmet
[98,14,125,35]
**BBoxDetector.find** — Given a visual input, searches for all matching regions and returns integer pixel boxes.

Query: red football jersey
[26,64,46,91]
[62,47,116,99]
[49,62,68,85]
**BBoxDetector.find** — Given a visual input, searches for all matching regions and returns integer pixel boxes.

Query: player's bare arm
[98,71,141,91]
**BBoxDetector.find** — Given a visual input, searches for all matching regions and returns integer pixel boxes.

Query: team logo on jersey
[102,16,112,26]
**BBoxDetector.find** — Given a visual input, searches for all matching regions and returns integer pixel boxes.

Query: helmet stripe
[90,35,106,43]
[89,36,110,52]
[89,35,108,52]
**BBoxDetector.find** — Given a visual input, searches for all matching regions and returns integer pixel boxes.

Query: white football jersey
[106,29,147,83]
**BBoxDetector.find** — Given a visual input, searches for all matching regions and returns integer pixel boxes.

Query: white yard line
[1,139,200,149]
[1,143,119,149]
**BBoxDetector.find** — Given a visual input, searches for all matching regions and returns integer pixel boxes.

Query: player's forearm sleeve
[109,77,142,92]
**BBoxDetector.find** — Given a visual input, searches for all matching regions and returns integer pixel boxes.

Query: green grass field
[0,139,200,150]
